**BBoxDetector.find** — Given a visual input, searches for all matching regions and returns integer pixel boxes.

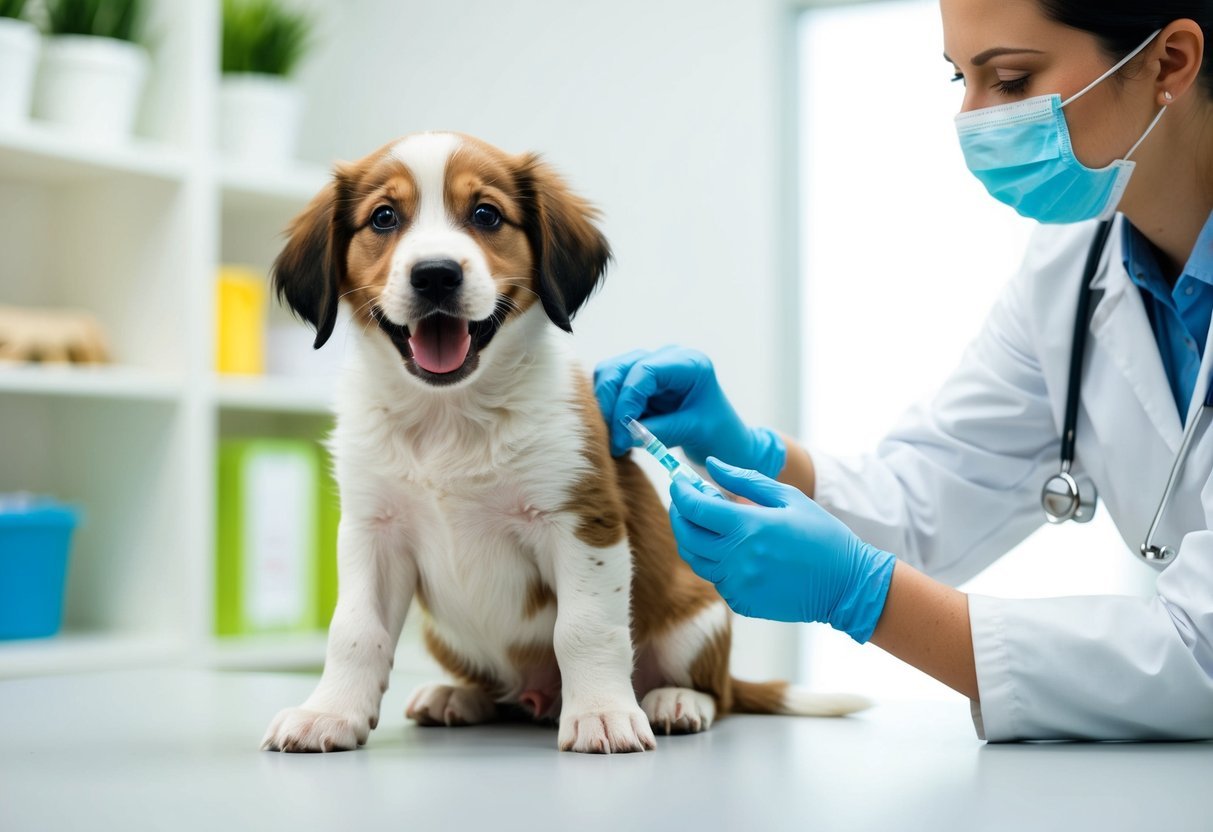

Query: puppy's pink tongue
[409,315,471,374]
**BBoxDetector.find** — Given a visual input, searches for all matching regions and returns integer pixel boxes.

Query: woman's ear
[1154,20,1205,105]
[271,166,355,349]
[516,153,612,332]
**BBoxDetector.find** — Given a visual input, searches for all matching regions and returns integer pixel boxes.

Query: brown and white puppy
[260,132,865,754]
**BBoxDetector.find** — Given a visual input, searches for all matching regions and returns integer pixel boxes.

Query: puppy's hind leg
[405,683,497,727]
[641,599,732,735]
[647,599,871,723]
[640,687,718,735]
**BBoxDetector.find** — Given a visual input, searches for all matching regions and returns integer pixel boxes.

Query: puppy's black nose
[410,259,463,304]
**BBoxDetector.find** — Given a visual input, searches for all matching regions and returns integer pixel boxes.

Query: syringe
[622,416,707,487]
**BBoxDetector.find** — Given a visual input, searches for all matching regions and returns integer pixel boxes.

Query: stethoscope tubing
[1059,219,1115,469]
[1047,217,1204,565]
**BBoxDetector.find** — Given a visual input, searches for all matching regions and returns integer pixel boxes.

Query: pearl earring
[1165,91,1174,102]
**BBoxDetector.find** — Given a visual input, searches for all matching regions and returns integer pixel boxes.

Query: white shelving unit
[213,374,333,414]
[0,1,351,678]
[0,121,190,184]
[0,363,183,402]
[203,616,436,674]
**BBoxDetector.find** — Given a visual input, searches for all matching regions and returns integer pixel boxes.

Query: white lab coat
[811,217,1213,741]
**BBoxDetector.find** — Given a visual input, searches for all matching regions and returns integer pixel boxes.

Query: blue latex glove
[593,346,786,478]
[669,457,897,643]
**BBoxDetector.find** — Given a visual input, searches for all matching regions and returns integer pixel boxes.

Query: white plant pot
[34,35,149,143]
[0,18,40,128]
[219,74,302,167]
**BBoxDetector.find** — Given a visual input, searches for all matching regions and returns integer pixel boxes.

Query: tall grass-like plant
[44,0,142,41]
[222,0,312,77]
[0,0,28,19]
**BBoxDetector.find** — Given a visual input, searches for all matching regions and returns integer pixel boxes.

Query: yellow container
[216,266,266,375]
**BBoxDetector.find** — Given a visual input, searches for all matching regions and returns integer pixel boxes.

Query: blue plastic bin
[0,495,80,640]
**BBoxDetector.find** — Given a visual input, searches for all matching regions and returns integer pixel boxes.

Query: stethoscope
[1041,218,1211,565]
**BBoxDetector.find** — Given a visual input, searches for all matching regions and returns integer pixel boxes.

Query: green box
[314,443,339,629]
[216,439,321,636]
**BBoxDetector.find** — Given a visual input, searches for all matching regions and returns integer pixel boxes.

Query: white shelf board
[0,632,185,679]
[205,631,438,675]
[0,123,189,185]
[220,161,330,214]
[205,632,329,671]
[213,375,335,414]
[0,363,183,403]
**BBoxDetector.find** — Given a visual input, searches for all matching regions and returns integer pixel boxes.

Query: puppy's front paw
[261,706,374,753]
[558,705,657,754]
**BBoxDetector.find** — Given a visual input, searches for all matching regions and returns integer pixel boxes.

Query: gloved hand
[594,346,786,478]
[669,457,897,643]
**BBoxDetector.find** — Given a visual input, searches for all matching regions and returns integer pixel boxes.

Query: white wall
[289,0,802,678]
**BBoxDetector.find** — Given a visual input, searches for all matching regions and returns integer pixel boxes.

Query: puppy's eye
[471,204,502,229]
[371,205,399,231]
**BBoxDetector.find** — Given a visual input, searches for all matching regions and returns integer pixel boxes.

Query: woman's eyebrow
[943,47,1045,66]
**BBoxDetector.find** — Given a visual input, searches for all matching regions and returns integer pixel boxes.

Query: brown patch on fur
[688,622,735,714]
[272,142,419,343]
[729,679,790,715]
[341,155,421,332]
[512,153,611,332]
[443,137,541,321]
[522,578,556,619]
[506,641,558,669]
[561,372,627,548]
[616,448,721,647]
[413,575,430,613]
[422,626,505,699]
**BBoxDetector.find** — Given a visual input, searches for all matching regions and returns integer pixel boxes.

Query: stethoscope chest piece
[1041,470,1098,524]
[1140,542,1178,564]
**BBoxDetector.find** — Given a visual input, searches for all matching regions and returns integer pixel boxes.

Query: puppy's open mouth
[372,302,508,386]
[410,313,472,374]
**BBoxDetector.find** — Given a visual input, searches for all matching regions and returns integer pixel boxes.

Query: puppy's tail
[729,678,871,717]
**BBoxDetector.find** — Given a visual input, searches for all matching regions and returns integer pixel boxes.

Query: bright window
[796,0,1156,700]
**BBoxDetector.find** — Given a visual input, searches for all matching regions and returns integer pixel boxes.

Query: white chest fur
[328,308,593,695]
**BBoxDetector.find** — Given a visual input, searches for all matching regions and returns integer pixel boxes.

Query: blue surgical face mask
[955,30,1166,224]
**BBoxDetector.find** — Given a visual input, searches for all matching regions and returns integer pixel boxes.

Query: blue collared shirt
[1123,210,1213,417]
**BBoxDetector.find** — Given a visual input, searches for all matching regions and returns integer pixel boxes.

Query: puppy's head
[272,132,611,387]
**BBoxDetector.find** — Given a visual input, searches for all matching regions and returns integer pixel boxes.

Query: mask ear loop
[1124,104,1168,160]
[1061,29,1164,108]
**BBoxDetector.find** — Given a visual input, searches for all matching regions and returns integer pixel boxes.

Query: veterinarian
[596,0,1213,741]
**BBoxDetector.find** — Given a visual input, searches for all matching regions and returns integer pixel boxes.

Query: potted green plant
[220,0,313,166]
[34,0,149,143]
[0,0,39,127]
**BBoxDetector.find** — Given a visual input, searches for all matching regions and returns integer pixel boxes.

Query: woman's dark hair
[1038,1,1213,96]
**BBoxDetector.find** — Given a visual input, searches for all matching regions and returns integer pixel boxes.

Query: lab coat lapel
[1184,307,1213,428]
[1088,229,1184,453]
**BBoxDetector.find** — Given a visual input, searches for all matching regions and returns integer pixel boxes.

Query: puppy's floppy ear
[516,153,612,332]
[271,165,356,349]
